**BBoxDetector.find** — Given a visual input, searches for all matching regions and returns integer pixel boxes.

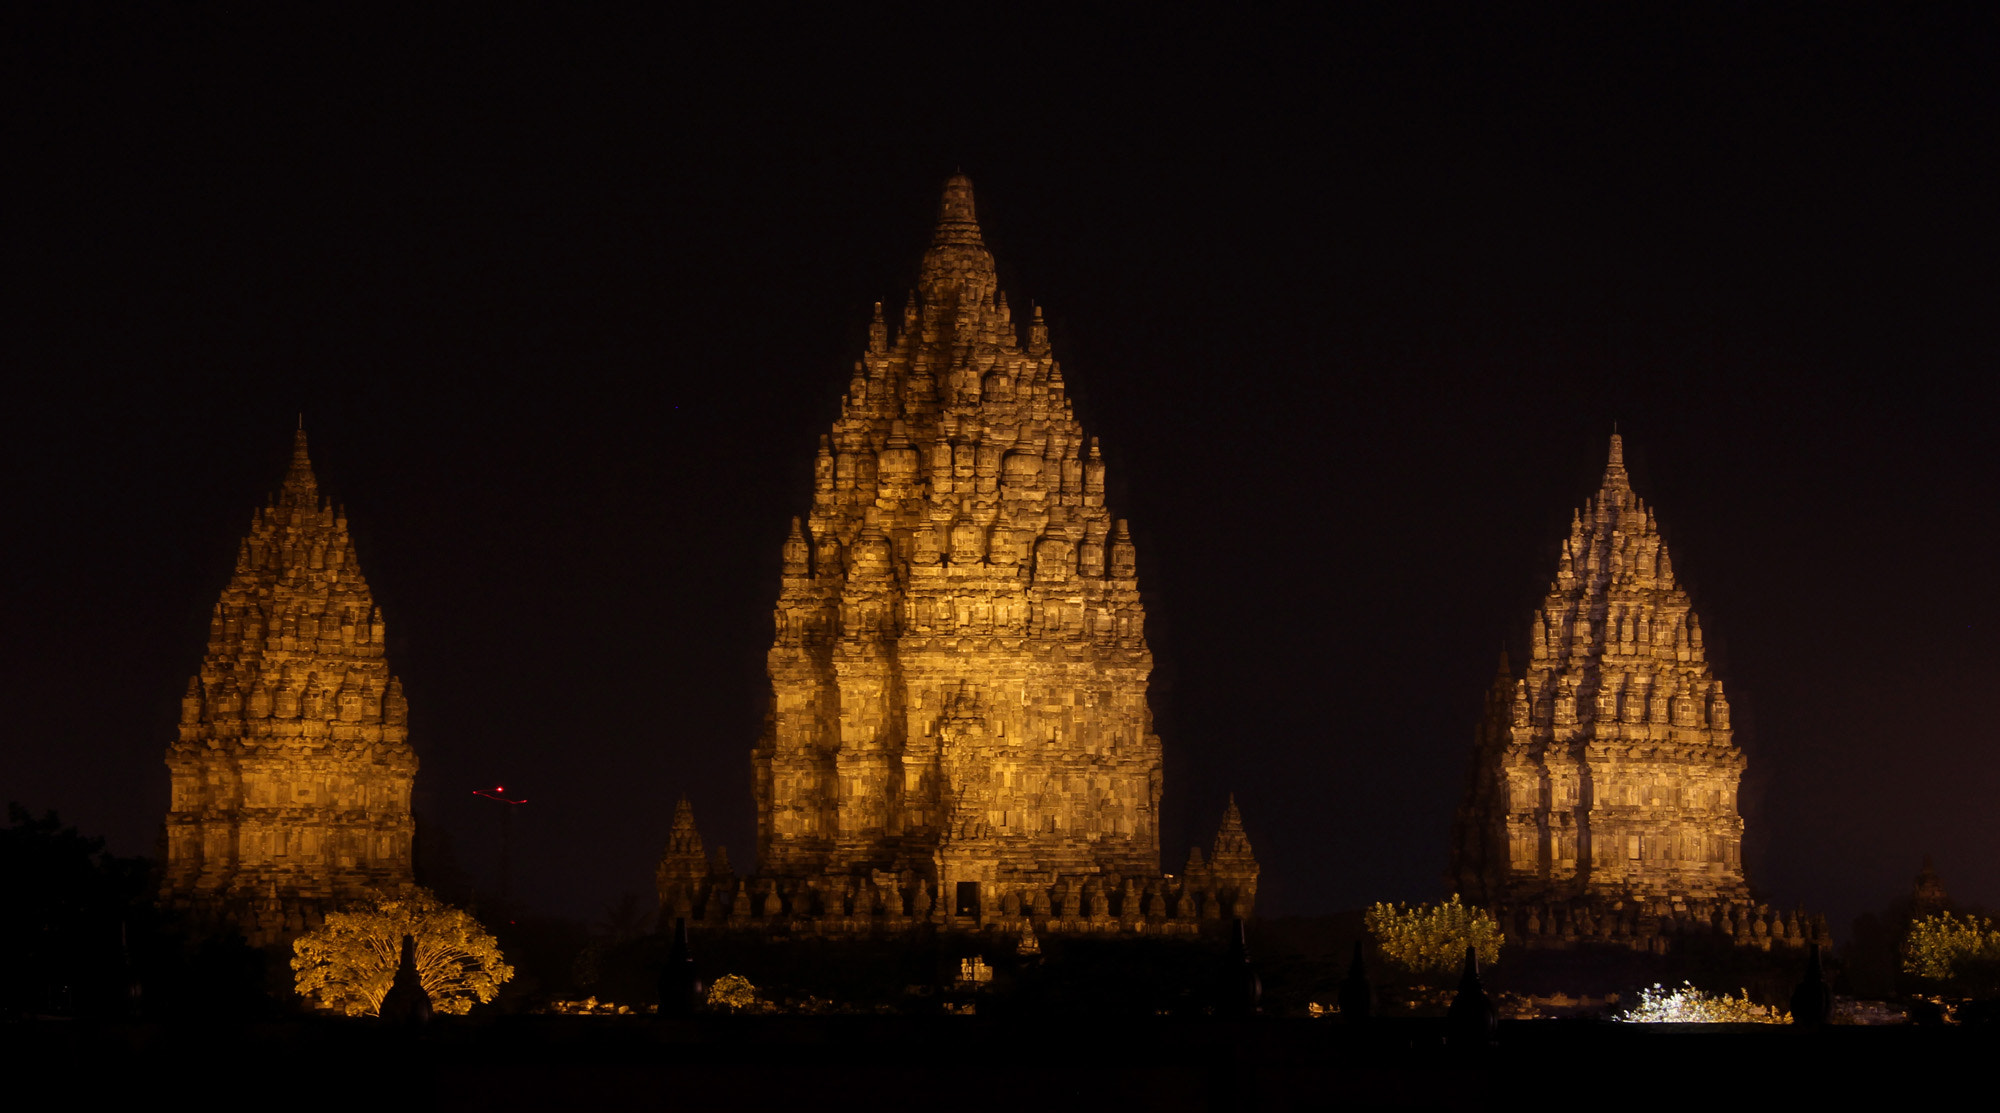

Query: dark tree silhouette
[1,804,155,1017]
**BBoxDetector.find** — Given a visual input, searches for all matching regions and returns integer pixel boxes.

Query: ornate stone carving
[160,430,417,945]
[672,176,1253,935]
[1450,436,1779,949]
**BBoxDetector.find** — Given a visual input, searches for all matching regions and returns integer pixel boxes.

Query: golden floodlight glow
[659,176,1258,937]
[1448,434,1796,954]
[162,429,417,946]
[290,887,513,1016]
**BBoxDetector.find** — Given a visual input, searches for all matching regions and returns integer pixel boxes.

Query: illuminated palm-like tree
[292,887,513,1016]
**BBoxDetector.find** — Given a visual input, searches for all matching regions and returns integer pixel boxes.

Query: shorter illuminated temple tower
[1451,436,1822,950]
[161,431,416,944]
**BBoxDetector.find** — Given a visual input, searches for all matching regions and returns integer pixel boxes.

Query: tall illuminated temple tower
[161,430,416,944]
[1446,435,1814,950]
[660,176,1256,933]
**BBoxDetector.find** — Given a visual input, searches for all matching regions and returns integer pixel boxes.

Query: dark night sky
[5,7,1996,935]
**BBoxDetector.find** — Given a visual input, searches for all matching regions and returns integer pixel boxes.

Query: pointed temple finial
[1600,431,1630,494]
[933,173,982,246]
[280,426,319,507]
[919,174,995,297]
[663,796,706,860]
[1212,794,1253,859]
[782,516,811,577]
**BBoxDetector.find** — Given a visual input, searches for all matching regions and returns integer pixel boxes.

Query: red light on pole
[472,785,529,906]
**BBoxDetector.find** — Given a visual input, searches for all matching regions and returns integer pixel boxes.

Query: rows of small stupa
[161,430,416,945]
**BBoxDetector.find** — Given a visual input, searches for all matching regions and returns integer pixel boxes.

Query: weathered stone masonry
[161,431,416,944]
[660,177,1256,935]
[1452,435,1824,951]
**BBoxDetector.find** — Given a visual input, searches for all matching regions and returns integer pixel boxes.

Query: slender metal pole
[472,786,528,911]
[499,801,512,906]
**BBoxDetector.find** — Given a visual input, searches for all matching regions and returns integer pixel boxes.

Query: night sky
[7,7,1996,935]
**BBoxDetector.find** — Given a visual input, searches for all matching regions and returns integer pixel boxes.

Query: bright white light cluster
[1617,982,1788,1024]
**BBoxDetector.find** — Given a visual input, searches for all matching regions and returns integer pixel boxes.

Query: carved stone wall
[665,176,1256,934]
[161,431,416,944]
[1451,436,1761,948]
[658,795,1256,937]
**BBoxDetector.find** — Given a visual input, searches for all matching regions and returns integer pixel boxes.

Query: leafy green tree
[291,888,513,1016]
[1364,894,1503,976]
[704,973,771,1013]
[1902,911,2000,981]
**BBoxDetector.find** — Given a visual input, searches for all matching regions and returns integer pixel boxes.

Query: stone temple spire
[723,175,1249,935]
[1602,432,1629,491]
[280,427,319,506]
[161,429,416,944]
[918,173,998,303]
[655,797,713,917]
[932,173,984,246]
[1451,434,1749,940]
[1212,795,1252,859]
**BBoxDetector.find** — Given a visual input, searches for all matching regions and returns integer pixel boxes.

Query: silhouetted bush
[0,804,156,1018]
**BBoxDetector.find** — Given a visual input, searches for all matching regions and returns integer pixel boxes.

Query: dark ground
[12,1014,1996,1110]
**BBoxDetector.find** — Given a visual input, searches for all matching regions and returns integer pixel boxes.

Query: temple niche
[1450,435,1825,952]
[161,430,417,945]
[658,176,1256,935]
